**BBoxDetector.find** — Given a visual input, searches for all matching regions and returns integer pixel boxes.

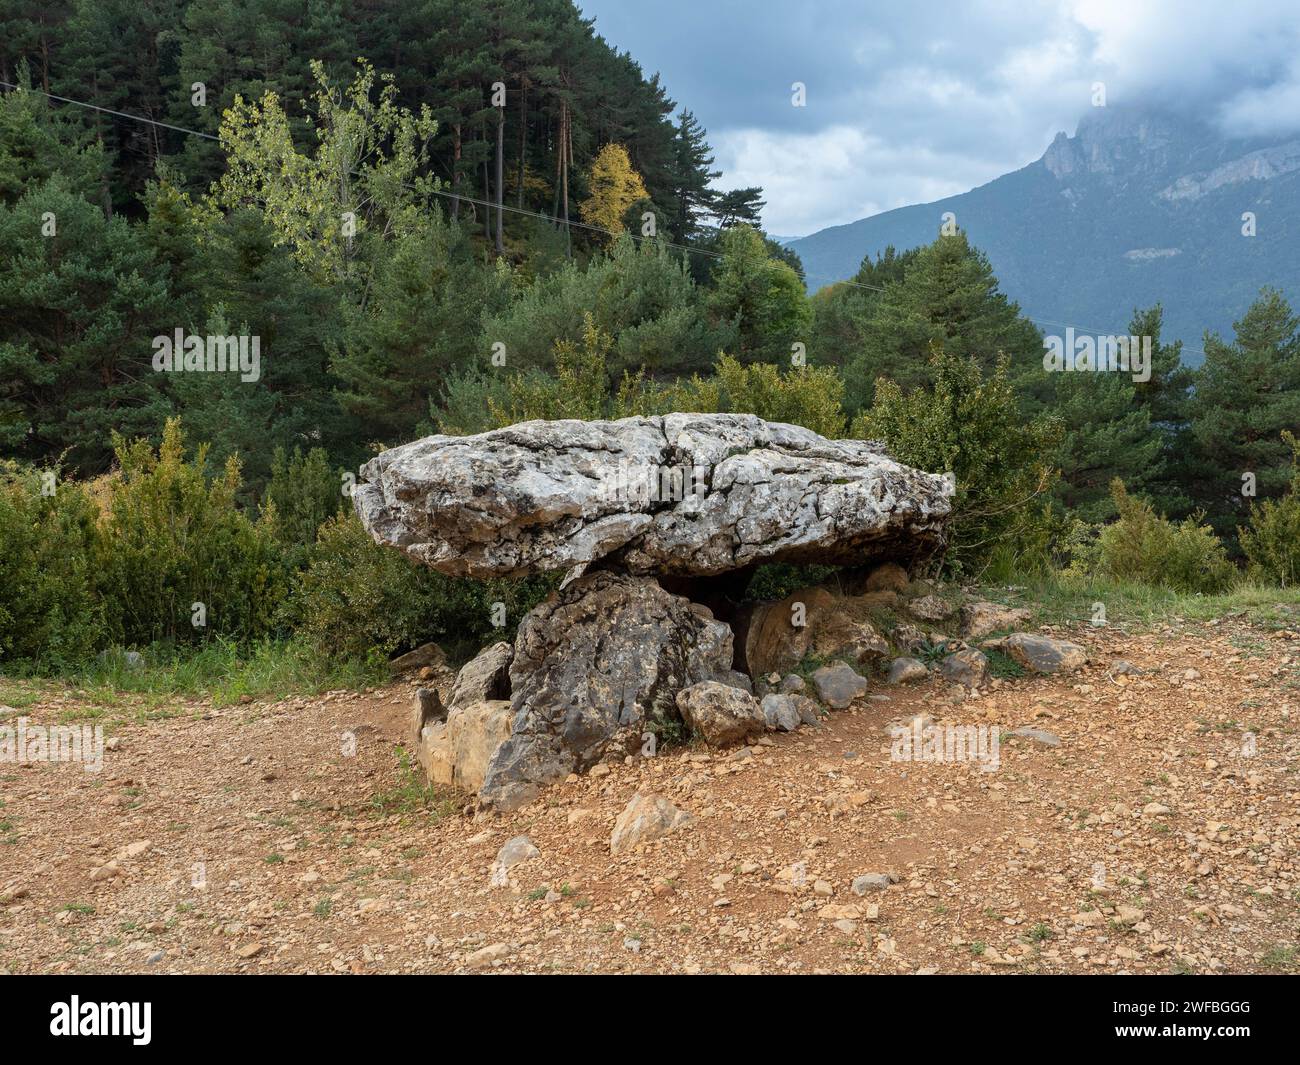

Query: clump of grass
[985,648,1025,679]
[4,636,387,707]
[367,748,460,822]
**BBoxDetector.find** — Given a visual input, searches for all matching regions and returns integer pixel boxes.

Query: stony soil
[2,616,1298,975]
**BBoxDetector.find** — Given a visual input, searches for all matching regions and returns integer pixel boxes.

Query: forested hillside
[1,0,1298,676]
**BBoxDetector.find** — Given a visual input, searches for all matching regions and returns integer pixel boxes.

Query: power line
[0,78,1208,359]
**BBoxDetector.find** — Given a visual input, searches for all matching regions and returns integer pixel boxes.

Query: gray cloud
[579,0,1300,234]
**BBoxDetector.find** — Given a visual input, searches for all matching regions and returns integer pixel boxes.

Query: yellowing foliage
[578,143,648,240]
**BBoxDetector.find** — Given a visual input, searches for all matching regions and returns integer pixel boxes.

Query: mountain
[786,106,1300,362]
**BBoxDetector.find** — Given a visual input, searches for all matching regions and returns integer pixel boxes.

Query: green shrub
[289,512,556,661]
[97,419,287,647]
[0,462,104,666]
[622,353,848,438]
[442,316,849,440]
[262,446,348,560]
[1240,432,1300,587]
[855,345,1060,576]
[744,562,837,602]
[1094,480,1235,593]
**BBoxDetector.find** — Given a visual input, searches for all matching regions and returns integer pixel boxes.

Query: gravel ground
[2,616,1298,974]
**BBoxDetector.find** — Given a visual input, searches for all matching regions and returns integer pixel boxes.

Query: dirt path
[2,617,1298,974]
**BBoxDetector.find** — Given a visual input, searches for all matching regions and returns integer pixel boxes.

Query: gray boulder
[479,572,732,810]
[811,661,869,708]
[887,657,929,685]
[759,693,803,732]
[938,649,990,688]
[354,413,953,579]
[449,642,512,710]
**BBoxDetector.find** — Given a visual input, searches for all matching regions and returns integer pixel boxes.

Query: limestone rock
[490,835,539,887]
[410,687,445,746]
[1011,726,1062,747]
[733,588,832,676]
[811,612,891,664]
[610,793,694,854]
[891,623,930,655]
[811,661,869,708]
[448,642,512,710]
[995,632,1088,674]
[677,681,766,746]
[887,657,929,685]
[711,669,754,694]
[354,413,954,579]
[851,873,893,895]
[861,561,910,593]
[480,572,732,810]
[738,589,891,676]
[418,699,513,794]
[759,693,803,732]
[908,594,954,622]
[960,600,1032,639]
[389,641,447,673]
[938,649,989,688]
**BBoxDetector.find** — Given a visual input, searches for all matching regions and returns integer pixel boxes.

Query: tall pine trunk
[450,123,462,220]
[495,107,504,255]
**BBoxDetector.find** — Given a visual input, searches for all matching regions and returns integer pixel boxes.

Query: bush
[1094,480,1235,593]
[855,345,1060,576]
[0,462,104,666]
[289,512,556,661]
[1240,432,1300,587]
[97,419,287,647]
[262,446,348,561]
[622,353,848,438]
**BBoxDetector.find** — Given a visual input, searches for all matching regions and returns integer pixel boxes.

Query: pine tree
[1188,287,1300,545]
[667,109,719,243]
[0,176,174,472]
[842,231,1042,412]
[706,224,812,365]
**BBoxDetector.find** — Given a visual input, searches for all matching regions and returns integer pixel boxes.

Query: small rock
[887,657,929,685]
[759,693,802,732]
[490,835,539,887]
[938,649,989,688]
[1011,726,1061,748]
[810,662,869,709]
[851,873,892,895]
[610,793,694,854]
[466,942,510,968]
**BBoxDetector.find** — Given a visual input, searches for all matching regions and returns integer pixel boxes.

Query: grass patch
[1259,945,1298,972]
[985,648,1025,679]
[366,748,460,822]
[2,637,386,708]
[975,575,1300,632]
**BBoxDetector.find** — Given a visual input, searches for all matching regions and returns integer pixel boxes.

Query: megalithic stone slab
[354,413,953,579]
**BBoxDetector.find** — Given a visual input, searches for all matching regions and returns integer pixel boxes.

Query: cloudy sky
[577,0,1300,236]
